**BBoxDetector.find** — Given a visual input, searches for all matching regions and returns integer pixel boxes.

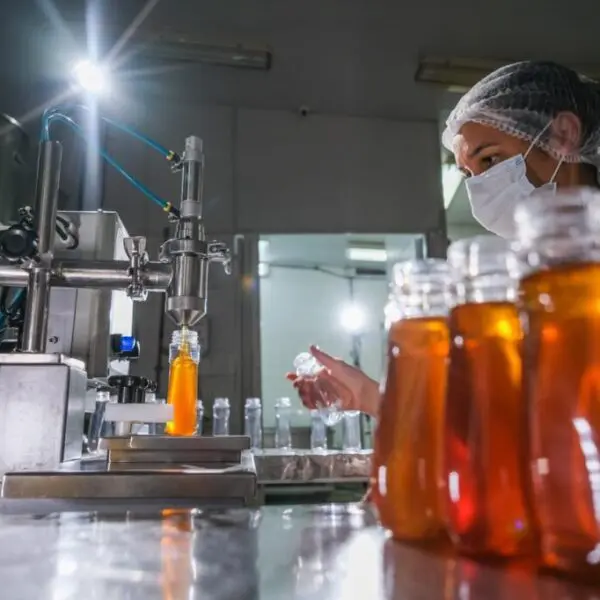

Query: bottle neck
[452,275,518,305]
[169,328,200,363]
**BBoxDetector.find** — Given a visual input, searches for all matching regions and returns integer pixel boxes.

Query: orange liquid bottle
[515,188,600,579]
[444,236,536,558]
[165,328,199,436]
[373,259,450,543]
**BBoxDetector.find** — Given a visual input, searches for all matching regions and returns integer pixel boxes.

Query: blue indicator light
[120,336,136,353]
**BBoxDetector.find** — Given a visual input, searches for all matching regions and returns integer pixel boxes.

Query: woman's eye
[481,155,500,169]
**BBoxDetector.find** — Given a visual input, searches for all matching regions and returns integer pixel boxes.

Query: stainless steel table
[0,503,596,599]
[254,449,371,484]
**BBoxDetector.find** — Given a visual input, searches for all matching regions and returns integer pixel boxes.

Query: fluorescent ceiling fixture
[258,262,270,277]
[442,164,463,208]
[72,60,108,93]
[135,36,271,70]
[340,303,367,334]
[416,56,600,92]
[346,246,388,263]
[258,240,270,261]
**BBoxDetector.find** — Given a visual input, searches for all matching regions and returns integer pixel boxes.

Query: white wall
[259,264,389,427]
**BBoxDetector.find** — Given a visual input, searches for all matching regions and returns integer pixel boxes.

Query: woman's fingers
[310,346,345,376]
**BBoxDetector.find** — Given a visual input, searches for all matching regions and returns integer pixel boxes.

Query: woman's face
[452,122,560,186]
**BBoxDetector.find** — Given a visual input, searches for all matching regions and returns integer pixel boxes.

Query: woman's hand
[286,346,380,417]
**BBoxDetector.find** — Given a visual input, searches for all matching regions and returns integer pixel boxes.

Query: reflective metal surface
[47,210,133,377]
[101,435,251,465]
[0,355,86,473]
[0,504,595,599]
[254,449,372,483]
[160,135,230,327]
[1,464,257,507]
[21,141,61,352]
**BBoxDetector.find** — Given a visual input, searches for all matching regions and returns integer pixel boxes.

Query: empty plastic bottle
[196,400,204,436]
[342,411,362,452]
[275,397,293,450]
[293,352,344,426]
[212,397,230,436]
[86,387,110,453]
[244,397,263,449]
[310,409,328,451]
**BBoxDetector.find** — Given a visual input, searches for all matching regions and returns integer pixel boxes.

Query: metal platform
[1,436,257,509]
[101,434,251,465]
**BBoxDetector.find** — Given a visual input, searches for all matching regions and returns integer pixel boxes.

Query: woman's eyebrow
[468,142,498,159]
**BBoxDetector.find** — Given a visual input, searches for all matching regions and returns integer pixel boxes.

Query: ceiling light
[416,57,600,91]
[340,303,367,334]
[258,240,270,261]
[135,36,271,70]
[346,246,388,263]
[72,59,108,93]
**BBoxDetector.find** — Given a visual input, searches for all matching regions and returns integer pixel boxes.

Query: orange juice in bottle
[373,259,450,543]
[165,327,199,436]
[444,235,536,558]
[515,188,600,579]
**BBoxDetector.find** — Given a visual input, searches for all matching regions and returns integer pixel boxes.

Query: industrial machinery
[0,107,231,476]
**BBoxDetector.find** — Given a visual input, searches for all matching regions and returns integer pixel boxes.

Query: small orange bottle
[515,188,600,579]
[165,327,199,436]
[444,235,536,558]
[373,259,450,543]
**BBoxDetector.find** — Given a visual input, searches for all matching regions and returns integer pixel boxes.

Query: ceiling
[3,0,598,236]
[4,0,600,123]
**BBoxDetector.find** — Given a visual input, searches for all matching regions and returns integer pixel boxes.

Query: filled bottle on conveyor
[444,235,536,558]
[515,188,600,580]
[373,259,450,544]
[165,327,199,436]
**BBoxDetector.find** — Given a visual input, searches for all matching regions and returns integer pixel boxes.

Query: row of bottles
[373,189,600,581]
[165,331,362,451]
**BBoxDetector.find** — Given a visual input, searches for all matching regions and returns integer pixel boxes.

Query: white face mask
[464,127,564,238]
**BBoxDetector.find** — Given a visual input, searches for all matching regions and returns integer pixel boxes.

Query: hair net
[442,61,600,164]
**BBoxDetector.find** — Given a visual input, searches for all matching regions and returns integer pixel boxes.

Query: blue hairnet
[442,61,600,164]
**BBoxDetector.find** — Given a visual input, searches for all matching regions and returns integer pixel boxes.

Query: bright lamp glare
[340,303,367,334]
[72,60,107,93]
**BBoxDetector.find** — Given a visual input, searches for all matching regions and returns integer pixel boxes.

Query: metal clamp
[123,236,149,301]
[207,241,232,275]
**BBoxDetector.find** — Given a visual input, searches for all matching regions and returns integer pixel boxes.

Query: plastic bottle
[165,328,199,436]
[310,410,327,451]
[86,387,110,452]
[515,188,600,578]
[342,411,362,452]
[444,235,536,558]
[244,397,263,449]
[212,397,230,436]
[196,400,204,435]
[275,397,293,450]
[373,258,450,543]
[293,352,344,426]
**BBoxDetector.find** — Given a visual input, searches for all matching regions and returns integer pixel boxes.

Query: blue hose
[43,111,176,216]
[42,105,177,161]
[0,288,25,330]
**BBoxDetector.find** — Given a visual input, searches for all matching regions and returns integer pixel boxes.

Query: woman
[289,60,600,414]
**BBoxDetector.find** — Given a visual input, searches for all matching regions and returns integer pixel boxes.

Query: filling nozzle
[160,135,231,328]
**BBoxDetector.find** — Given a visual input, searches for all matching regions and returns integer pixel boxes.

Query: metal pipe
[0,265,27,286]
[53,260,172,290]
[34,142,62,259]
[21,142,62,352]
[0,261,172,290]
[21,268,51,352]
